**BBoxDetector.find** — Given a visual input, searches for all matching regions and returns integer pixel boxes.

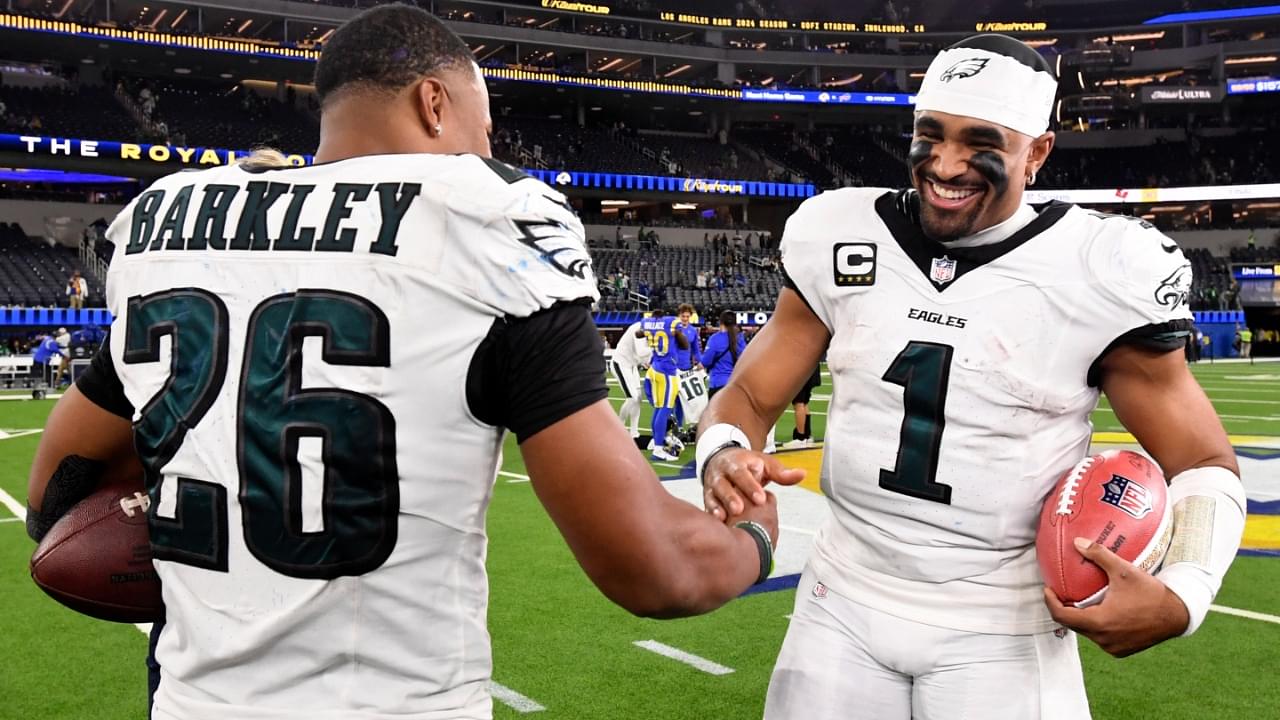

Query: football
[1037,450,1173,607]
[29,479,164,623]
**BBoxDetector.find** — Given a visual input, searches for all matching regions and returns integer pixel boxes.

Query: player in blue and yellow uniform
[641,310,688,461]
[671,304,703,442]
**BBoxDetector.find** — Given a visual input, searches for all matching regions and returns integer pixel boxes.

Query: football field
[0,360,1278,719]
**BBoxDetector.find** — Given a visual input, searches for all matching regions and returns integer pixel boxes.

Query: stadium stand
[591,246,783,312]
[0,83,138,143]
[1186,247,1238,311]
[0,227,103,307]
[119,77,321,154]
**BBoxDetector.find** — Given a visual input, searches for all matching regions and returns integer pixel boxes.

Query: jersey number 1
[125,288,398,579]
[879,341,954,505]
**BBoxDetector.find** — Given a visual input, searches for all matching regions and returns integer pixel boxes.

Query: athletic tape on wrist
[735,520,774,585]
[696,423,752,486]
[1156,465,1246,636]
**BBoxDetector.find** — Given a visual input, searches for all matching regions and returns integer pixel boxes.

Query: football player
[25,6,790,719]
[610,320,650,439]
[672,303,707,442]
[641,308,689,461]
[697,34,1245,720]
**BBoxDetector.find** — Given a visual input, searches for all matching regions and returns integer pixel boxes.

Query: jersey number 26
[125,288,398,580]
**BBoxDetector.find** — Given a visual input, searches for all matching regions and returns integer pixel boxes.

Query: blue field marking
[741,573,801,597]
[1236,447,1280,461]
[1249,500,1280,515]
[658,460,696,481]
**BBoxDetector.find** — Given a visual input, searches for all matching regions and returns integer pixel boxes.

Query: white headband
[915,47,1057,138]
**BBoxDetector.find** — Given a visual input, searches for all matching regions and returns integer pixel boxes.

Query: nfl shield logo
[930,256,957,284]
[1100,475,1154,519]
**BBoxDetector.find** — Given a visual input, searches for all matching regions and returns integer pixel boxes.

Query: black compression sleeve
[781,265,820,318]
[1086,319,1195,387]
[467,301,609,443]
[76,337,134,420]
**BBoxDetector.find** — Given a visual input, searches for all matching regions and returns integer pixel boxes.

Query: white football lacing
[1055,456,1095,516]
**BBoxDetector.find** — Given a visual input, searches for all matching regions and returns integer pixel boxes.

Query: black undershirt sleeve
[1086,318,1194,387]
[781,265,820,318]
[76,336,134,420]
[466,300,609,443]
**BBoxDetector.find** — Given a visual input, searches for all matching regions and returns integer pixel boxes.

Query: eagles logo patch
[939,58,990,82]
[512,218,593,280]
[1154,263,1192,309]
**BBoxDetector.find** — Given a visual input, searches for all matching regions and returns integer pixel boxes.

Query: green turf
[1,363,1277,720]
[0,429,150,720]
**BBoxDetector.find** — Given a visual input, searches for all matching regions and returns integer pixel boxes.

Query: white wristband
[696,423,752,486]
[1155,466,1246,636]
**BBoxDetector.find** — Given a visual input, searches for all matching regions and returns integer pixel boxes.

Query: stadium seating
[1185,247,1236,311]
[493,119,668,174]
[591,246,783,312]
[0,226,103,307]
[0,84,139,143]
[121,77,320,154]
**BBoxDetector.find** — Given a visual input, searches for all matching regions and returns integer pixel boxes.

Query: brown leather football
[30,479,163,623]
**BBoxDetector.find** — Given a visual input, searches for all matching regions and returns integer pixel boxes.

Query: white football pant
[611,360,643,437]
[765,566,1091,720]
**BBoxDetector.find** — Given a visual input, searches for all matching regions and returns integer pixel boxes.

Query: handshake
[696,424,806,584]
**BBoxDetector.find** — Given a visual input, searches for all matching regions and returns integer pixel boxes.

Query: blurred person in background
[702,311,746,399]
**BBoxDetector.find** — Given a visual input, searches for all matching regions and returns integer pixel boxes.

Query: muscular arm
[699,288,831,449]
[27,385,142,539]
[695,289,828,518]
[475,303,777,618]
[1100,345,1237,477]
[522,401,771,618]
[1044,344,1239,655]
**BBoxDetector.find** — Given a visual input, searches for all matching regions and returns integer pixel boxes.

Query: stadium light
[823,74,863,87]
[1225,56,1278,65]
[1093,31,1165,43]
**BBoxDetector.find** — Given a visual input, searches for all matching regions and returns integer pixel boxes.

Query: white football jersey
[102,154,597,719]
[783,188,1193,635]
[677,368,710,425]
[611,320,650,368]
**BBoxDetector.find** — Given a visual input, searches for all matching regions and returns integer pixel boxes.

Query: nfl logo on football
[930,256,957,284]
[1100,475,1154,519]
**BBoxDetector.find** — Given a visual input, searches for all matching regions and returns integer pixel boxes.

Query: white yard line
[0,487,26,519]
[0,429,43,440]
[1094,407,1280,422]
[633,640,735,675]
[0,394,62,402]
[653,461,687,470]
[490,682,546,713]
[1210,604,1280,625]
[498,471,530,484]
[0,517,21,523]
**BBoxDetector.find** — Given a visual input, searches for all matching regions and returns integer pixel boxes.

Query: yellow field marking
[1244,515,1280,551]
[774,448,825,494]
[1091,431,1278,446]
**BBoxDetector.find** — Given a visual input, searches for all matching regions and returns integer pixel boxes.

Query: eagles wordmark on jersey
[100,153,598,720]
[782,186,1193,636]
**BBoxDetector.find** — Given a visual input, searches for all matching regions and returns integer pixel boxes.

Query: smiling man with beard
[695,34,1248,719]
